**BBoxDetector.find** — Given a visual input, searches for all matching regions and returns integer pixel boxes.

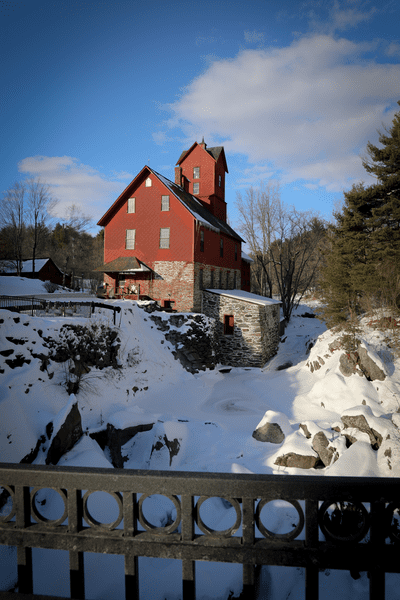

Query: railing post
[242,497,256,598]
[369,500,386,599]
[182,494,195,600]
[305,499,319,600]
[15,485,33,594]
[68,488,85,598]
[123,491,139,599]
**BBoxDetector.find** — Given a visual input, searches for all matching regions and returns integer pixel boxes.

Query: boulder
[357,346,386,381]
[46,400,83,465]
[312,431,338,467]
[252,410,292,443]
[341,413,383,450]
[90,422,155,468]
[274,452,319,469]
[252,422,285,443]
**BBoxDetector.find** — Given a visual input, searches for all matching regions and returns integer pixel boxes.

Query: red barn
[96,140,250,312]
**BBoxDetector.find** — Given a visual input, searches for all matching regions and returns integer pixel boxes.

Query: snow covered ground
[1,276,400,598]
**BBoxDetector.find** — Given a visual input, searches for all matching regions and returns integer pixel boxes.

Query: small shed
[0,258,67,286]
[202,289,281,367]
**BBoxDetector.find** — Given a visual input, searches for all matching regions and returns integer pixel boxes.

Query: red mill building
[96,140,251,312]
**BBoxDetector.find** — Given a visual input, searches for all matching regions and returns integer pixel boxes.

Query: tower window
[160,228,170,248]
[200,230,204,252]
[235,244,238,261]
[161,195,170,211]
[199,269,203,290]
[193,182,199,194]
[220,238,224,257]
[145,177,152,187]
[210,269,214,288]
[193,167,200,179]
[219,175,222,187]
[127,197,135,213]
[126,229,136,249]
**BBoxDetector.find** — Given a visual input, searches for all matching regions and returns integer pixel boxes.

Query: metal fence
[0,463,399,600]
[0,298,121,325]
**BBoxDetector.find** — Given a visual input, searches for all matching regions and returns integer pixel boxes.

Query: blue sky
[1,0,399,238]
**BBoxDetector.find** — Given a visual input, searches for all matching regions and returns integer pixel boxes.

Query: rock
[253,422,285,443]
[341,414,383,450]
[274,452,319,469]
[252,410,292,443]
[312,431,338,467]
[339,353,357,377]
[46,401,83,465]
[357,346,386,381]
[90,422,155,468]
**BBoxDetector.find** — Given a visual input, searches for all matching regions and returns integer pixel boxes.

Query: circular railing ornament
[138,494,181,534]
[255,499,304,541]
[195,496,241,537]
[82,490,123,530]
[318,500,369,543]
[0,485,16,523]
[385,503,400,543]
[31,487,68,527]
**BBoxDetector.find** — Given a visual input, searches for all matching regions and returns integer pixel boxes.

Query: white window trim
[126,229,136,249]
[160,227,170,249]
[161,195,170,211]
[127,197,135,213]
[145,177,152,187]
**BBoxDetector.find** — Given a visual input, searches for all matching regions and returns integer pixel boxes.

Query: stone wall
[149,312,220,373]
[202,291,280,367]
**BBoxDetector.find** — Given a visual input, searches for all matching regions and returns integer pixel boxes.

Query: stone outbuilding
[202,289,281,367]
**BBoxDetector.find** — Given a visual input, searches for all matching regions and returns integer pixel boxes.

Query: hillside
[1,276,400,598]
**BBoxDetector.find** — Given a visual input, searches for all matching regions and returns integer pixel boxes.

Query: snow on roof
[204,289,281,306]
[241,251,253,263]
[0,258,50,274]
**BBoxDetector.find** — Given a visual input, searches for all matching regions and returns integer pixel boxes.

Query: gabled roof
[94,256,151,273]
[0,258,62,274]
[150,168,243,241]
[176,142,228,173]
[97,166,244,242]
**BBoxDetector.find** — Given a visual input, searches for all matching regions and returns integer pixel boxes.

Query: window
[161,195,170,211]
[193,182,199,194]
[219,270,222,288]
[200,230,204,252]
[126,229,135,249]
[210,270,214,288]
[226,270,230,288]
[235,244,238,261]
[199,269,203,290]
[193,167,200,179]
[220,238,224,257]
[219,175,222,187]
[160,228,170,249]
[224,315,234,335]
[145,177,152,187]
[127,197,135,213]
[233,271,237,289]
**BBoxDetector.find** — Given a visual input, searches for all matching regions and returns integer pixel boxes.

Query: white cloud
[18,156,132,225]
[166,33,400,192]
[386,42,400,57]
[244,30,265,45]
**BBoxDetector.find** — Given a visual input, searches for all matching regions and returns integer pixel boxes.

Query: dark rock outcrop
[46,402,83,465]
[252,422,285,443]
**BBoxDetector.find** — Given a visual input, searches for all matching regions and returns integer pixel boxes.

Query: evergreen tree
[320,101,400,329]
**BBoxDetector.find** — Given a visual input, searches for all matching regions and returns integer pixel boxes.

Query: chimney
[200,136,207,150]
[175,166,182,186]
[182,175,190,192]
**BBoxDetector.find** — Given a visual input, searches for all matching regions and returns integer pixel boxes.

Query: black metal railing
[0,298,121,325]
[0,463,399,600]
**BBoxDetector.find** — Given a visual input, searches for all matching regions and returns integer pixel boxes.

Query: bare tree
[0,182,26,274]
[26,178,58,274]
[236,181,281,297]
[236,182,326,321]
